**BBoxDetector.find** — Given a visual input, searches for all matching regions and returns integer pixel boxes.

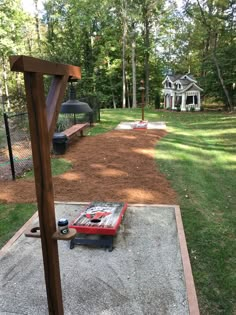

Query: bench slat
[63,123,89,138]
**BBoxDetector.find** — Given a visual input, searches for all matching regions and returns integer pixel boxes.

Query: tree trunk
[2,58,10,112]
[34,0,41,53]
[110,77,117,109]
[121,0,127,108]
[212,53,233,111]
[144,16,150,105]
[0,77,4,112]
[16,72,23,97]
[107,58,116,108]
[126,78,130,108]
[112,94,117,108]
[131,27,137,108]
[196,0,233,110]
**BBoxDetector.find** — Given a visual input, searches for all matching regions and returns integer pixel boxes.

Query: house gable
[182,82,203,93]
[180,74,197,83]
[162,76,174,88]
[162,74,182,85]
[175,79,190,90]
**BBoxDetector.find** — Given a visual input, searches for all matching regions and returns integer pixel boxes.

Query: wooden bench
[63,123,89,138]
[52,123,89,154]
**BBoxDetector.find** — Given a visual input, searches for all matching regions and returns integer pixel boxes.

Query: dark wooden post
[9,55,81,315]
[3,113,16,180]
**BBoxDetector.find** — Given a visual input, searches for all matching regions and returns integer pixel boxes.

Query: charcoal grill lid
[61,100,93,113]
[53,132,68,140]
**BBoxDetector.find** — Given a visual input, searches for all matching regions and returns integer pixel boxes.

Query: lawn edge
[0,210,38,255]
[175,205,200,315]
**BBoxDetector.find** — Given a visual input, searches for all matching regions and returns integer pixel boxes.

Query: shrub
[56,114,73,132]
[176,104,181,112]
[155,93,161,109]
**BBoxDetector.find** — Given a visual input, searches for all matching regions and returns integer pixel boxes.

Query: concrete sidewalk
[115,121,166,130]
[0,203,199,315]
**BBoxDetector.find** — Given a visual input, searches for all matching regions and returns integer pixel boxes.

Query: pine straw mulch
[0,129,177,205]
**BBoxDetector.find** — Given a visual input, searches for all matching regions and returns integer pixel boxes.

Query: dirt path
[0,130,177,204]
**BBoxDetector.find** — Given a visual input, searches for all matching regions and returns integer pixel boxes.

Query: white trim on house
[180,74,197,83]
[181,83,203,93]
[162,76,175,85]
[162,74,203,111]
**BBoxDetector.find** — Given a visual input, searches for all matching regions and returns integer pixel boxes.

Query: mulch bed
[0,130,177,205]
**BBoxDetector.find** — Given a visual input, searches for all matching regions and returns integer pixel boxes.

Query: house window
[186,95,198,105]
[186,96,193,104]
[169,82,171,88]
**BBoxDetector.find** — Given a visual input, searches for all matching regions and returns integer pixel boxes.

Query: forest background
[0,0,235,113]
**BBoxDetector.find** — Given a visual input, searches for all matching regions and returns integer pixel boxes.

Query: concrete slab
[0,203,199,315]
[115,121,166,130]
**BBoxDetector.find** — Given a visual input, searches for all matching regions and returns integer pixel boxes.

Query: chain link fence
[1,112,32,180]
[55,96,100,131]
[0,96,100,180]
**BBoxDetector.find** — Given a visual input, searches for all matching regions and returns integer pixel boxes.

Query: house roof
[180,74,197,83]
[167,74,182,82]
[182,82,203,93]
[178,79,190,86]
[162,73,197,84]
[162,73,202,90]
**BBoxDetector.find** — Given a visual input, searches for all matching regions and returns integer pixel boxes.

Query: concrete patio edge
[0,211,39,255]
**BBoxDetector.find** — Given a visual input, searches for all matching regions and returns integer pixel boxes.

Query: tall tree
[0,0,31,111]
[184,0,236,109]
[34,0,41,52]
[196,0,233,109]
[131,22,137,108]
[135,0,165,105]
[121,0,128,108]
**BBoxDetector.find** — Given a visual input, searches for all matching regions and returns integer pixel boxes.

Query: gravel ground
[0,203,190,315]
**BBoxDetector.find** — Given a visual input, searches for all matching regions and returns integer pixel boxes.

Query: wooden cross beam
[10,55,81,315]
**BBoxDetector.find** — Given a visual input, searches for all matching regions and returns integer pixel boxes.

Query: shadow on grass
[155,127,236,314]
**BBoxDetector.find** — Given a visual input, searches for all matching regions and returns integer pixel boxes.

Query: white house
[162,73,203,111]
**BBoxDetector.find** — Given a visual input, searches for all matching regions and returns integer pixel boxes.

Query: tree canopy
[1,0,235,111]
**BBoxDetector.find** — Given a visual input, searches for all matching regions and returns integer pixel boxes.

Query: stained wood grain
[10,55,81,78]
[9,55,83,315]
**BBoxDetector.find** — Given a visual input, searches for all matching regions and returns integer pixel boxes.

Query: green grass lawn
[0,203,37,248]
[154,112,236,315]
[91,109,236,314]
[0,158,72,247]
[0,108,235,314]
[22,157,72,179]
